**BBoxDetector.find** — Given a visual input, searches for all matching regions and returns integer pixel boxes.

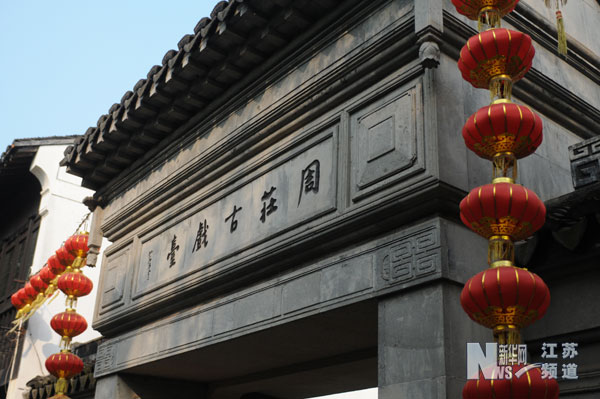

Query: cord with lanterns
[450,0,563,397]
[10,217,94,399]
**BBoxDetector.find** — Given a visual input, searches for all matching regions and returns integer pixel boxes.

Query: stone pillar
[378,282,489,398]
[95,374,205,399]
[95,375,139,399]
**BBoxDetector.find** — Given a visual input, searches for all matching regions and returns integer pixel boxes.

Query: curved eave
[61,0,340,190]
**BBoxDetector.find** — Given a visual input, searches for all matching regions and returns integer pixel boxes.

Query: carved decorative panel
[350,82,425,201]
[570,136,600,188]
[376,221,441,290]
[99,247,129,314]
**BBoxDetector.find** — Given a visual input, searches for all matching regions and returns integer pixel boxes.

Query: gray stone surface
[378,282,490,399]
[525,268,600,340]
[87,0,600,397]
[95,217,444,377]
[94,375,138,399]
[94,66,439,334]
[350,83,423,201]
[132,134,336,300]
[95,374,204,399]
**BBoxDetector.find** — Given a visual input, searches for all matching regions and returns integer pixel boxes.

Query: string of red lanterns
[10,232,92,399]
[46,233,92,399]
[450,1,560,398]
[453,0,568,55]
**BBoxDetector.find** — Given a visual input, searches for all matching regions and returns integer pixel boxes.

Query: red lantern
[460,266,550,330]
[11,292,25,310]
[17,288,34,305]
[458,29,534,89]
[48,254,66,275]
[55,246,75,267]
[451,0,519,21]
[30,274,49,293]
[460,183,546,241]
[463,103,543,159]
[57,273,93,298]
[51,311,88,338]
[24,282,37,298]
[65,233,89,257]
[463,365,559,398]
[45,352,84,379]
[39,265,56,284]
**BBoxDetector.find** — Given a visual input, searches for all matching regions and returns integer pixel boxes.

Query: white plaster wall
[6,145,106,399]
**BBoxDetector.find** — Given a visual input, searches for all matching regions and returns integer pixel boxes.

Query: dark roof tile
[178,34,194,50]
[63,0,340,189]
[211,1,229,19]
[133,78,147,92]
[147,65,161,79]
[121,91,133,105]
[162,49,178,66]
[194,17,212,34]
[108,103,120,114]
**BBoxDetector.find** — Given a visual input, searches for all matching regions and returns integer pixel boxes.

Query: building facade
[0,138,103,399]
[61,0,600,398]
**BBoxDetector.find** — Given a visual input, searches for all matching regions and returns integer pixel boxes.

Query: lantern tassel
[556,11,567,56]
[8,318,23,334]
[53,377,70,397]
[47,289,60,305]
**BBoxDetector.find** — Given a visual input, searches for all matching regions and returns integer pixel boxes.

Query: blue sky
[0,1,215,152]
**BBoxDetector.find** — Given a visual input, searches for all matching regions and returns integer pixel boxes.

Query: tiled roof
[61,0,339,190]
[1,135,79,177]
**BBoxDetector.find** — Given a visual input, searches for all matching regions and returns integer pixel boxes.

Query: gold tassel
[544,0,552,7]
[556,10,567,56]
[46,289,60,305]
[50,378,71,398]
[8,318,23,334]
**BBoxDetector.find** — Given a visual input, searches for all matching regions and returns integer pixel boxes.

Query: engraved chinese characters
[167,235,180,267]
[260,187,278,223]
[225,206,242,233]
[298,160,320,206]
[134,136,336,298]
[192,220,209,252]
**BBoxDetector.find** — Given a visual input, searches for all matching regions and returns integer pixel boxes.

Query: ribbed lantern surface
[458,29,534,89]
